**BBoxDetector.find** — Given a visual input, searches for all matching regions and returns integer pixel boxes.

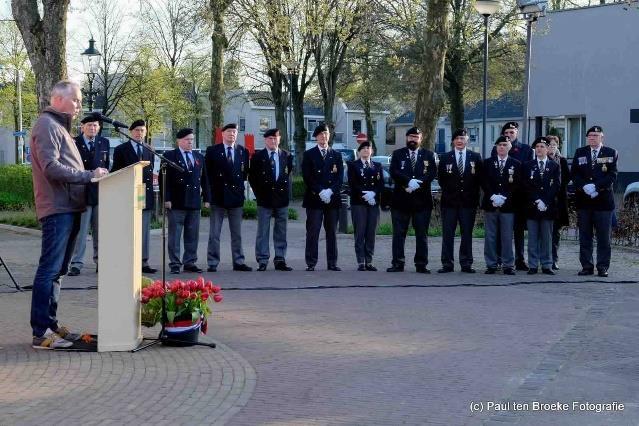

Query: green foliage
[0,165,34,209]
[346,222,485,238]
[288,208,298,220]
[0,208,40,229]
[292,176,306,199]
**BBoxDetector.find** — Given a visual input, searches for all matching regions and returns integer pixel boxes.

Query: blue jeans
[30,212,82,337]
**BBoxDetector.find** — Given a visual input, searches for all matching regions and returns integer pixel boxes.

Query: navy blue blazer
[248,148,293,209]
[347,160,384,206]
[389,147,437,211]
[570,145,617,211]
[522,158,560,220]
[437,149,484,209]
[480,156,522,213]
[73,135,110,206]
[205,143,249,209]
[491,139,534,163]
[111,141,155,210]
[302,146,343,209]
[162,149,209,210]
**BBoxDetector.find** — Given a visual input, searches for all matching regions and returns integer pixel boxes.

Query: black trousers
[305,208,339,267]
[577,209,613,271]
[441,207,476,268]
[351,204,379,265]
[391,208,431,267]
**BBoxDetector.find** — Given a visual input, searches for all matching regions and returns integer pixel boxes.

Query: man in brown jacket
[30,81,108,349]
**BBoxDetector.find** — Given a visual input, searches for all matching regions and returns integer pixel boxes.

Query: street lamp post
[517,0,547,144]
[81,38,102,112]
[15,68,23,164]
[284,61,299,152]
[474,0,502,157]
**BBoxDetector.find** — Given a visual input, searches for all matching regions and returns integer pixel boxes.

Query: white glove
[583,184,596,195]
[590,191,599,199]
[408,179,423,191]
[535,199,547,211]
[319,189,332,203]
[405,186,414,193]
[366,197,376,206]
[490,194,499,203]
[362,191,375,201]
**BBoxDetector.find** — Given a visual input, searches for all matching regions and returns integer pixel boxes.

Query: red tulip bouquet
[141,276,223,335]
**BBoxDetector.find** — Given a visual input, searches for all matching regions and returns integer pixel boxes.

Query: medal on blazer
[446,163,452,173]
[377,172,381,180]
[602,162,608,172]
[401,160,405,170]
[508,167,514,183]
[332,164,337,173]
[470,161,475,174]
[423,160,428,171]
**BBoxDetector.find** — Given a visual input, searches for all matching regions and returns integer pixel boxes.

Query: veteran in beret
[347,140,384,271]
[481,136,522,275]
[437,129,483,273]
[492,121,534,271]
[162,128,210,274]
[205,123,252,272]
[111,119,157,274]
[570,125,618,277]
[248,128,294,271]
[387,126,437,273]
[302,123,344,271]
[522,137,560,275]
[67,113,110,276]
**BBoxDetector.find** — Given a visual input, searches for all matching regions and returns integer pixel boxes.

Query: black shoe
[142,266,157,274]
[515,261,529,271]
[416,265,431,274]
[67,267,80,276]
[503,268,516,275]
[170,268,181,274]
[358,264,367,271]
[207,266,217,272]
[438,267,454,273]
[552,262,559,270]
[577,269,594,276]
[328,265,341,271]
[306,265,315,271]
[257,264,267,271]
[542,268,555,275]
[233,263,253,272]
[183,264,203,273]
[365,264,377,271]
[597,269,609,277]
[386,265,404,272]
[461,267,476,273]
[274,262,293,271]
[485,268,497,274]
[527,268,538,275]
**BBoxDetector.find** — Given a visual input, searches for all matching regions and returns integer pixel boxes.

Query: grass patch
[346,222,485,238]
[201,200,298,220]
[0,208,40,229]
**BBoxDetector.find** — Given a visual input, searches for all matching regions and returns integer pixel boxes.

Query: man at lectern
[111,119,157,274]
[29,80,108,349]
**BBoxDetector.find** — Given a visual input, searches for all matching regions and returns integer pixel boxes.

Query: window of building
[567,116,586,158]
[259,117,270,133]
[239,117,246,132]
[437,128,446,153]
[306,118,321,141]
[370,120,378,137]
[352,119,362,135]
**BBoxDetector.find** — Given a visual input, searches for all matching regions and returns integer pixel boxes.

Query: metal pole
[288,72,293,150]
[482,14,489,157]
[15,69,24,164]
[521,16,533,145]
[87,74,94,111]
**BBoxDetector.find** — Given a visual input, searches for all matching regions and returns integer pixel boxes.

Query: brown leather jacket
[30,107,93,220]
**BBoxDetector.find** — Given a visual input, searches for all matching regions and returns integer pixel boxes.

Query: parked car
[624,181,639,210]
[334,148,357,163]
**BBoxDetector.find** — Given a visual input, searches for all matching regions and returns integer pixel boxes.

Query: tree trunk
[414,0,449,150]
[11,0,70,112]
[209,1,228,145]
[269,69,289,151]
[291,74,307,174]
[362,97,376,154]
[445,69,465,133]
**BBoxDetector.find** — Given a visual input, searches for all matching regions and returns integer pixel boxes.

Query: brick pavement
[1,210,639,425]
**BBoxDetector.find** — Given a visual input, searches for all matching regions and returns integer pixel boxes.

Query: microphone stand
[108,126,214,351]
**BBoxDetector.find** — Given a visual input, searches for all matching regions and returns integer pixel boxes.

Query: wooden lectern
[93,161,149,352]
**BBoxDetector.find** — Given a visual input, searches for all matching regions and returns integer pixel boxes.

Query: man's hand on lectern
[164,201,172,209]
[204,202,210,209]
[93,168,109,179]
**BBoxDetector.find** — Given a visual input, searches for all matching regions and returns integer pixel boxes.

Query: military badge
[470,161,475,174]
[508,167,514,183]
[401,160,405,170]
[578,156,587,165]
[602,164,607,172]
[423,160,428,169]
[446,164,453,173]
[332,164,337,173]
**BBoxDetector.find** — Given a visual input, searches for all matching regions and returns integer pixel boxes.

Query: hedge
[0,165,34,209]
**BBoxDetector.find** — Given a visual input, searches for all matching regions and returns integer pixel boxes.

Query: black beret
[313,123,329,137]
[494,135,511,145]
[405,127,422,136]
[357,141,371,152]
[80,113,101,124]
[222,123,238,131]
[586,125,603,135]
[263,128,280,138]
[129,119,146,130]
[176,128,193,139]
[451,128,467,140]
[531,136,550,148]
[501,122,519,133]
